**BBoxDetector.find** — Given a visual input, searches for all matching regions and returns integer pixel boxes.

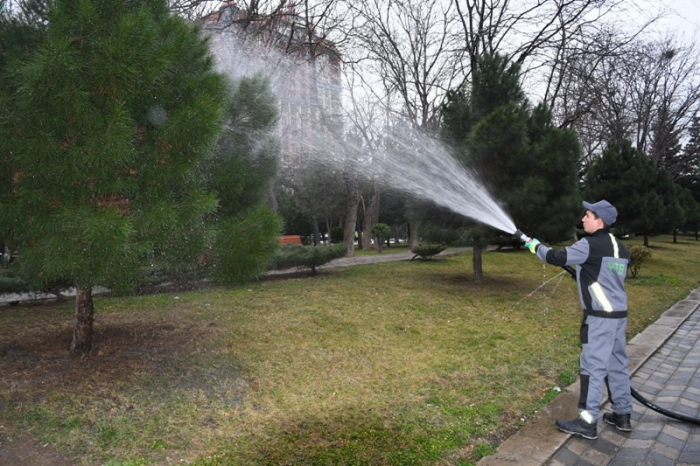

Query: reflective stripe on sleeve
[609,234,619,258]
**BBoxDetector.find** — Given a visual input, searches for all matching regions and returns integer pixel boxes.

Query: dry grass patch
[0,235,698,465]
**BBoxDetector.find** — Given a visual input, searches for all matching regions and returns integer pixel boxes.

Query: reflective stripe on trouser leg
[579,315,617,423]
[607,317,632,414]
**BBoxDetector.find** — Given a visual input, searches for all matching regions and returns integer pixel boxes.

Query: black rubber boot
[556,417,598,439]
[603,412,632,432]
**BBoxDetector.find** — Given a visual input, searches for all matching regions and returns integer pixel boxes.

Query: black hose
[562,265,576,280]
[630,387,700,425]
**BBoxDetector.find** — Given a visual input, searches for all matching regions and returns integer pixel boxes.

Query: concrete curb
[0,286,110,306]
[477,286,700,465]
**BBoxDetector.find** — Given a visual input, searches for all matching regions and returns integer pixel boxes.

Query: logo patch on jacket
[608,263,626,276]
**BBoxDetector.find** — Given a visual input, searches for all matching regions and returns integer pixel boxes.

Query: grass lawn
[0,235,698,465]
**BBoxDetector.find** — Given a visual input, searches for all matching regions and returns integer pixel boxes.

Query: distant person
[525,200,632,439]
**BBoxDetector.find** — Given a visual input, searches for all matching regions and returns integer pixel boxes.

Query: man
[525,200,632,440]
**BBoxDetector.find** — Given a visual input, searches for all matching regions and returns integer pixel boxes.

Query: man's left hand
[525,238,540,254]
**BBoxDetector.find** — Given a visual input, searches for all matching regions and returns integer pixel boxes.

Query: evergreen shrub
[411,244,447,260]
[371,223,391,241]
[0,269,29,294]
[212,206,282,284]
[135,263,204,292]
[629,245,651,278]
[0,268,73,297]
[271,244,346,274]
[371,223,391,252]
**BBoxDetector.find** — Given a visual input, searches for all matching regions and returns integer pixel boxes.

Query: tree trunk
[343,174,360,257]
[409,219,420,249]
[673,229,677,243]
[356,219,363,250]
[362,184,380,251]
[312,215,321,246]
[643,234,649,247]
[473,245,484,284]
[268,185,278,212]
[71,286,94,356]
[362,229,373,251]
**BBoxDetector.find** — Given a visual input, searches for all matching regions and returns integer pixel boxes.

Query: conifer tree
[439,53,580,282]
[0,0,226,354]
[679,188,700,240]
[207,75,282,284]
[584,140,671,246]
[679,114,700,201]
[651,104,682,173]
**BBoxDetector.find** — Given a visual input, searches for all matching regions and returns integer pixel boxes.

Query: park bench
[278,235,302,245]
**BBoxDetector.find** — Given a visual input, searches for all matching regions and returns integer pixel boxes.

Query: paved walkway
[479,287,700,465]
[265,246,473,277]
[1,248,474,305]
[548,303,700,466]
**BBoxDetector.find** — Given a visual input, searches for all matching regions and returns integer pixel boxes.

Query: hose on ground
[630,387,700,425]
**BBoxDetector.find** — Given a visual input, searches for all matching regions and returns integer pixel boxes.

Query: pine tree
[0,0,226,355]
[651,104,682,173]
[679,188,700,240]
[584,140,669,246]
[679,114,700,202]
[207,74,282,284]
[0,1,45,248]
[439,53,580,282]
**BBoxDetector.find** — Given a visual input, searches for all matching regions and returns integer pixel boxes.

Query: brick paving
[479,287,700,466]
[547,304,700,466]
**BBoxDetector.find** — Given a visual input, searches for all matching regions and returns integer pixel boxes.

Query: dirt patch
[1,319,201,401]
[0,313,224,463]
[0,419,73,466]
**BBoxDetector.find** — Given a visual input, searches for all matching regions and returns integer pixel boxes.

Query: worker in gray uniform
[525,200,632,439]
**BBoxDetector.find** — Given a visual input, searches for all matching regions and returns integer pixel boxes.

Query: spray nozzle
[514,229,531,244]
[515,229,576,279]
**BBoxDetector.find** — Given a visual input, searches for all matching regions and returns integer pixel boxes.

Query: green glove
[525,238,540,254]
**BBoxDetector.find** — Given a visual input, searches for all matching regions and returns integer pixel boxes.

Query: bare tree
[347,0,462,129]
[552,33,700,168]
[172,0,353,60]
[451,0,632,86]
[341,0,463,247]
[631,41,700,162]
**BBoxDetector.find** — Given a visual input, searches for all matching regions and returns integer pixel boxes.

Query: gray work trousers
[578,313,632,423]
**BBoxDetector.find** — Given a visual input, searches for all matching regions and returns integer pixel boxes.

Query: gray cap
[583,200,617,226]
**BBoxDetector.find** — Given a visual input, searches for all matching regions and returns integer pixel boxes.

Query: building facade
[203,3,343,168]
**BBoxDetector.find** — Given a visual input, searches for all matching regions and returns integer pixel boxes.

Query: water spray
[211,26,700,426]
[513,230,700,425]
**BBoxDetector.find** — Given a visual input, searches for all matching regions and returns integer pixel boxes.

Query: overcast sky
[637,0,699,40]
